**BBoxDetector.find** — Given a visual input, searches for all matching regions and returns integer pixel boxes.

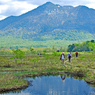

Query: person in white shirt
[60,52,65,64]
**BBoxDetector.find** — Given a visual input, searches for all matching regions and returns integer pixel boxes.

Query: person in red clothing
[75,51,78,57]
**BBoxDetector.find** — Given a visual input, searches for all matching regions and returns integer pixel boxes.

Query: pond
[0,75,95,95]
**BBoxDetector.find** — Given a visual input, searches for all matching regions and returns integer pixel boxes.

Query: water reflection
[1,75,95,95]
[61,75,66,82]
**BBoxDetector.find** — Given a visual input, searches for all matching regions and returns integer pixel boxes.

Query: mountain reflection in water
[1,75,95,95]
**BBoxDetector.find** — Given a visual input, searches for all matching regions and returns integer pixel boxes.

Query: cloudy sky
[0,0,95,20]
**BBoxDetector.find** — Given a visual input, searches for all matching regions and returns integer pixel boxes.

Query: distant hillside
[0,2,95,48]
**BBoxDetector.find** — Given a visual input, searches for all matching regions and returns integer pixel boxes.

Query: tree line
[67,40,95,52]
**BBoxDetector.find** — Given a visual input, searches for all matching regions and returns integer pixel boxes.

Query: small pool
[1,75,95,95]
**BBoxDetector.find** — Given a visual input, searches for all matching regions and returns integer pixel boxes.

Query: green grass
[0,73,28,90]
[0,36,80,48]
[0,50,95,92]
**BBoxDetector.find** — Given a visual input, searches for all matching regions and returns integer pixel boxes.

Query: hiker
[68,52,72,62]
[60,52,65,64]
[75,51,78,57]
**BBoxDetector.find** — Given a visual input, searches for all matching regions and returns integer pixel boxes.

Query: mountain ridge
[0,2,95,48]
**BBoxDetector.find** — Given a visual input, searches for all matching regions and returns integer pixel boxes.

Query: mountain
[0,2,95,48]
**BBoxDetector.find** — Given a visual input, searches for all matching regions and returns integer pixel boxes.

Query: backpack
[68,54,71,57]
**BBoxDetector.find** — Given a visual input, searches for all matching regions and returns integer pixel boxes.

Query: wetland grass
[0,50,95,92]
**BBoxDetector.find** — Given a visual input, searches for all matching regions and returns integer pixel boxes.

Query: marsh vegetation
[0,47,95,92]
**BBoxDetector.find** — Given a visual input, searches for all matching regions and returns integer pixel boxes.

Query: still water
[1,75,95,95]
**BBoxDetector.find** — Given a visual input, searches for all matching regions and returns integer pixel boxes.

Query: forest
[67,40,95,52]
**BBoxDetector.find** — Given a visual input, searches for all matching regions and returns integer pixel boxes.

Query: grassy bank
[0,73,28,93]
[0,51,95,93]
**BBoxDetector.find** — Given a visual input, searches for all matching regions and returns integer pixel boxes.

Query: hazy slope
[0,2,95,48]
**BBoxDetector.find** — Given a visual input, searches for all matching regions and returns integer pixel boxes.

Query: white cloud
[0,0,95,20]
[0,15,7,20]
[0,0,38,20]
[0,0,12,3]
[85,0,95,9]
[0,5,9,13]
[11,1,38,14]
